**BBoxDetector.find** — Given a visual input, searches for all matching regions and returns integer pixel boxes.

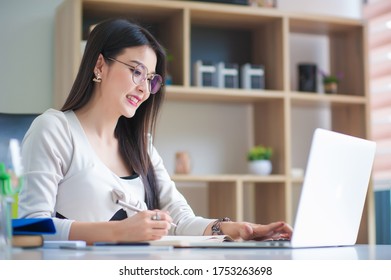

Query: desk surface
[8,244,391,260]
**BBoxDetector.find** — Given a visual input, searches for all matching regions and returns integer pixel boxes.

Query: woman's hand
[114,210,173,241]
[212,221,293,241]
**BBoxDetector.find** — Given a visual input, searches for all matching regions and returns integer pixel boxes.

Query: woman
[18,18,292,244]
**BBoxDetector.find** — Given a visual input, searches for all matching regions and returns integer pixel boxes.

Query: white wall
[0,0,63,114]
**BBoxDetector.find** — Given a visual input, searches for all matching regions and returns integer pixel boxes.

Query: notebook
[189,128,377,248]
[11,218,56,248]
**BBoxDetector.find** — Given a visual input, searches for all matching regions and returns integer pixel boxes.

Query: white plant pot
[248,160,272,175]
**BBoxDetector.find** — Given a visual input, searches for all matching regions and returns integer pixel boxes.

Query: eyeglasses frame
[105,56,163,94]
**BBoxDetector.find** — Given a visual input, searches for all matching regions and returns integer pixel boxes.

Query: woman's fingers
[241,221,293,241]
[263,221,293,240]
[149,210,174,224]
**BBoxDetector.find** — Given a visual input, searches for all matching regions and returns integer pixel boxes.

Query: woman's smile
[126,94,141,107]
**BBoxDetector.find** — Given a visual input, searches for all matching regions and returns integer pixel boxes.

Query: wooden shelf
[165,86,368,105]
[171,174,286,183]
[165,86,285,103]
[289,14,364,34]
[290,92,368,105]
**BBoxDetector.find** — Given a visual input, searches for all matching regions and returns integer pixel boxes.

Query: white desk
[8,245,391,260]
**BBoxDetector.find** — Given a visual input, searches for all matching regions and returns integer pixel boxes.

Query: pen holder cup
[0,195,13,259]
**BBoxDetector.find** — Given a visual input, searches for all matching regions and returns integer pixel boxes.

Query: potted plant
[319,70,343,94]
[247,145,273,175]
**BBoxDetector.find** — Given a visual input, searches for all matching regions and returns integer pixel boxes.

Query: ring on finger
[152,211,161,221]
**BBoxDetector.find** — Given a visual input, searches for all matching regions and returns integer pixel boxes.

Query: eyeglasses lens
[132,64,162,94]
[132,64,147,85]
[150,75,163,94]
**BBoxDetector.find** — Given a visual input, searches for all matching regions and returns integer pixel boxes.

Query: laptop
[191,128,377,248]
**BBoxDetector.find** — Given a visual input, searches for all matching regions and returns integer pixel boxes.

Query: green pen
[0,163,12,196]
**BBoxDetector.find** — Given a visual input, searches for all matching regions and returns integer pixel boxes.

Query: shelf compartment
[190,9,284,91]
[253,99,286,175]
[289,16,366,97]
[82,1,186,86]
[82,1,185,38]
[253,182,286,223]
[330,103,368,139]
[172,174,286,221]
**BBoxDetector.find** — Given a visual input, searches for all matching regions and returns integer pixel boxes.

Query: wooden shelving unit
[55,0,373,243]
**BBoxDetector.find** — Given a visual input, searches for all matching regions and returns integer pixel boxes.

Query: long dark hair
[61,18,166,210]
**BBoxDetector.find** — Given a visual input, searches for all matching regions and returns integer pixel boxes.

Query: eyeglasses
[106,57,163,94]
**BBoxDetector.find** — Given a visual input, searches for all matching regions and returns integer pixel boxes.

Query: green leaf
[247,145,272,161]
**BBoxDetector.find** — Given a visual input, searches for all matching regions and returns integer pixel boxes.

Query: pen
[115,199,177,227]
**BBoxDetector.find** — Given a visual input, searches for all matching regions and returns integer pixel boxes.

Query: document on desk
[148,235,233,247]
[147,236,292,248]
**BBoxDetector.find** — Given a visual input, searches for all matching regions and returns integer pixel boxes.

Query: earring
[93,72,101,83]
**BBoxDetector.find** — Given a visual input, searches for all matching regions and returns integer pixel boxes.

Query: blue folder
[12,218,56,235]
